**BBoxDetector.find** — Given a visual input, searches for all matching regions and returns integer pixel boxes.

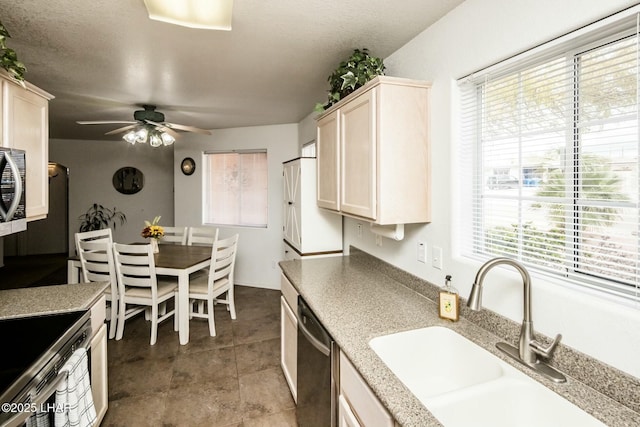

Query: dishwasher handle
[298,298,331,356]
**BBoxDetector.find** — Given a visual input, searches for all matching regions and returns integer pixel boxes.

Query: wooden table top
[154,244,212,269]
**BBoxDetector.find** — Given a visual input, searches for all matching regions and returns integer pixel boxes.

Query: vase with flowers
[141,216,164,253]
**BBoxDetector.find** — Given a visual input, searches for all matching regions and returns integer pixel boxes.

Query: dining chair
[112,243,179,345]
[75,229,118,339]
[160,226,188,245]
[188,234,239,336]
[187,226,218,246]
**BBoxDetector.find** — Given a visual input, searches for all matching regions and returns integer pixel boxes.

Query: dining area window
[203,150,268,227]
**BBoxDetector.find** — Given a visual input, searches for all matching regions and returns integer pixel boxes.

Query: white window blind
[203,150,268,227]
[459,10,640,302]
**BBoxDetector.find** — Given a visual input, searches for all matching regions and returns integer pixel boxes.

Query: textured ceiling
[0,0,464,141]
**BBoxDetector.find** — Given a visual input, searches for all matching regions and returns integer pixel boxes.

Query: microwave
[0,147,27,237]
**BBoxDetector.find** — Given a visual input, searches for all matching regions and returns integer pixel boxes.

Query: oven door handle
[2,152,23,221]
[2,347,88,427]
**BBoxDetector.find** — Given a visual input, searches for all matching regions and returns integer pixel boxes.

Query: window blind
[459,11,640,302]
[203,150,268,227]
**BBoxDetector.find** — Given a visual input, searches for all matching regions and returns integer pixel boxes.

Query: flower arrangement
[141,216,164,239]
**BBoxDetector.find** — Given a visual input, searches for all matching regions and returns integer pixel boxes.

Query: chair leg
[174,294,179,332]
[150,305,158,345]
[108,301,118,339]
[115,299,126,340]
[207,298,216,337]
[228,287,237,320]
[197,300,205,314]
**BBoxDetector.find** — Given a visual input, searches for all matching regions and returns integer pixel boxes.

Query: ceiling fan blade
[104,124,138,135]
[164,122,212,135]
[145,120,181,139]
[76,120,137,125]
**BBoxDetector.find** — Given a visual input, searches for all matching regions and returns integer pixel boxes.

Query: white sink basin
[369,327,606,427]
[369,326,504,399]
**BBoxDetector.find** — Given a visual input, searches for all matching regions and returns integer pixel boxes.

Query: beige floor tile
[101,392,167,427]
[171,346,237,388]
[235,338,280,376]
[239,368,296,419]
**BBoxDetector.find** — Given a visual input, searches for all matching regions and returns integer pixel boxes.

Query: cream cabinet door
[317,111,340,211]
[340,88,376,220]
[3,80,49,220]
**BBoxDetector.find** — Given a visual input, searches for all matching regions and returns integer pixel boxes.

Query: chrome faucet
[467,257,566,383]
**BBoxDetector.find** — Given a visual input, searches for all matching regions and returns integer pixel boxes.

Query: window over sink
[459,7,640,302]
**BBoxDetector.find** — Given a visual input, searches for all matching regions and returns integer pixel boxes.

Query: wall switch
[357,223,363,238]
[432,246,443,270]
[417,241,426,263]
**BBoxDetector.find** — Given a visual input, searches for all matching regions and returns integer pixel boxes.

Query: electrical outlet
[432,246,443,270]
[417,241,426,263]
[357,223,363,238]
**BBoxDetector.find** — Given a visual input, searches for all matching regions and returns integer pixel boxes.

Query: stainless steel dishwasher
[296,296,338,427]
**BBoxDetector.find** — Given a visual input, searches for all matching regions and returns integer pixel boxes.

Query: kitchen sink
[369,326,606,427]
[369,326,504,399]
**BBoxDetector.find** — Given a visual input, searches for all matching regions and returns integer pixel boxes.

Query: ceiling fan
[76,105,211,146]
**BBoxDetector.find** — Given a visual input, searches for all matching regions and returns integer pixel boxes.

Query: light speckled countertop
[279,251,640,427]
[0,282,108,319]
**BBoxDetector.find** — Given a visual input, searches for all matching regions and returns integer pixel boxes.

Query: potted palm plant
[78,203,127,232]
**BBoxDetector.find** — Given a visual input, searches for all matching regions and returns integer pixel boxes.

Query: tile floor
[101,286,298,427]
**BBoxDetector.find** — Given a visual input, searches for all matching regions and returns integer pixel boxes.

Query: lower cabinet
[90,295,108,425]
[280,273,298,402]
[339,351,393,427]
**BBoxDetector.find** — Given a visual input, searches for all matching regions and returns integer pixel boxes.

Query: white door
[283,160,301,250]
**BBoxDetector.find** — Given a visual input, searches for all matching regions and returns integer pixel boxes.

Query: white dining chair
[75,229,118,339]
[112,243,179,345]
[187,226,218,246]
[160,226,188,245]
[188,234,239,336]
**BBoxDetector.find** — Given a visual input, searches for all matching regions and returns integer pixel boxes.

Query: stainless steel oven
[0,310,92,427]
[296,296,338,427]
[0,147,27,237]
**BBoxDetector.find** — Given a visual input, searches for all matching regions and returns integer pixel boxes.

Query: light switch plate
[417,241,426,263]
[432,246,443,270]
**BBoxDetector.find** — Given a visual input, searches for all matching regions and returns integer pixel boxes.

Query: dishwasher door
[296,296,336,427]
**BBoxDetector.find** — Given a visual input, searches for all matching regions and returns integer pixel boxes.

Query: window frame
[202,149,269,228]
[459,11,640,302]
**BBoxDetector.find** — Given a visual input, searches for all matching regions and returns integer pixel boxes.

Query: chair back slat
[187,226,219,246]
[208,234,239,287]
[161,226,188,245]
[113,243,157,290]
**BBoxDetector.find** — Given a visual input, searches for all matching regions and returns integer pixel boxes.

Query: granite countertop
[0,282,108,319]
[279,253,640,427]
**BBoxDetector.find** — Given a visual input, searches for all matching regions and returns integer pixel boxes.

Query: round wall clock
[181,157,196,175]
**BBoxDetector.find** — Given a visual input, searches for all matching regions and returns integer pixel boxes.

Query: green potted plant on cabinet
[0,21,26,82]
[315,48,386,112]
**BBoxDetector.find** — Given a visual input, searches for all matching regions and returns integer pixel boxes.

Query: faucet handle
[530,333,562,359]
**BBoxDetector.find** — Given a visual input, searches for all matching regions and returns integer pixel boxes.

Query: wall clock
[181,157,196,175]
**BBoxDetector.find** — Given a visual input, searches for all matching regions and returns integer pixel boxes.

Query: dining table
[68,243,212,345]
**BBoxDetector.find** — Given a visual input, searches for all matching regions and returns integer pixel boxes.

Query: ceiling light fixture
[143,0,233,31]
[122,126,175,147]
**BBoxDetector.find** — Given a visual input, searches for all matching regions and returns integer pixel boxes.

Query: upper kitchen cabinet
[316,76,431,225]
[1,71,53,221]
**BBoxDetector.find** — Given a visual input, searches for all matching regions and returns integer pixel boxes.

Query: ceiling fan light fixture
[135,127,149,143]
[161,132,176,146]
[123,130,137,144]
[143,0,233,31]
[149,131,163,148]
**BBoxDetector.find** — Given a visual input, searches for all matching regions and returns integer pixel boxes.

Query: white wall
[50,139,175,254]
[343,0,640,378]
[174,124,299,289]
